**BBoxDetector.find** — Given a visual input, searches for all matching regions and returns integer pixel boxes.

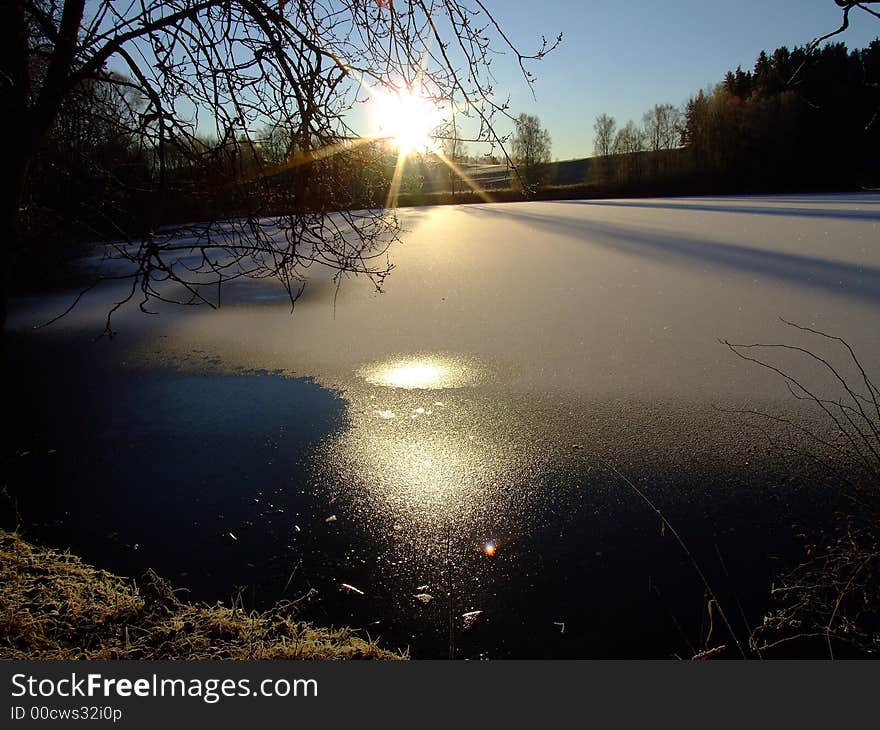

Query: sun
[372,88,442,156]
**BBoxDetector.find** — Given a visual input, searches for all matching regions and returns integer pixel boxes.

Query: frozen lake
[5,194,880,657]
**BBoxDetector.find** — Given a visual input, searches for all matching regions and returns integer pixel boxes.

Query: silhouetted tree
[613,119,646,180]
[258,125,298,167]
[511,113,552,189]
[592,114,616,158]
[723,67,754,100]
[592,113,616,184]
[643,104,682,153]
[440,116,470,196]
[0,1,560,335]
[680,38,880,192]
[642,103,682,178]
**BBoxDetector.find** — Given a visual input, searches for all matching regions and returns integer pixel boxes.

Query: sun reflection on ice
[318,353,543,571]
[329,353,509,518]
[360,354,481,390]
[385,363,444,389]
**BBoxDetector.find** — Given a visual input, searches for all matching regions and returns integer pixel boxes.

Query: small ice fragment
[293,525,302,533]
[416,585,429,591]
[325,515,337,523]
[414,593,433,604]
[376,410,396,419]
[461,610,483,629]
[226,532,238,542]
[413,407,425,415]
[340,583,365,596]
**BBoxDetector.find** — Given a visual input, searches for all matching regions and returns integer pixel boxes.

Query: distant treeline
[19,80,398,265]
[391,39,880,202]
[591,40,880,194]
[18,39,880,270]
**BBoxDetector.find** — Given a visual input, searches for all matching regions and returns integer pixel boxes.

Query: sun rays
[434,150,495,204]
[242,80,494,210]
[367,85,495,208]
[371,87,442,156]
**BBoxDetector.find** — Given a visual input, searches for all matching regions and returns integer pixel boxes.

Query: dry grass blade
[723,321,880,657]
[0,531,405,660]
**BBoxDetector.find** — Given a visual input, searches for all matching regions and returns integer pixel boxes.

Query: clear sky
[480,0,879,160]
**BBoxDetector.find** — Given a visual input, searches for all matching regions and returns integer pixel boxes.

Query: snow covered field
[159,194,880,400]
[19,194,880,399]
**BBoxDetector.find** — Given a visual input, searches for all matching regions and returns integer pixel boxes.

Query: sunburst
[241,78,494,211]
[371,87,442,157]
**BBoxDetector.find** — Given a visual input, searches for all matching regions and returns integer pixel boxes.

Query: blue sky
[107,1,878,160]
[479,0,879,159]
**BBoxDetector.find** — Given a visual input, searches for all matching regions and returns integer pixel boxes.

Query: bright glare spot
[384,364,444,389]
[483,541,497,557]
[372,88,442,156]
[360,355,482,390]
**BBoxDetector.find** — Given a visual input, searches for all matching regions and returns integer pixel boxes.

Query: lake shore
[0,530,402,660]
[5,194,878,658]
